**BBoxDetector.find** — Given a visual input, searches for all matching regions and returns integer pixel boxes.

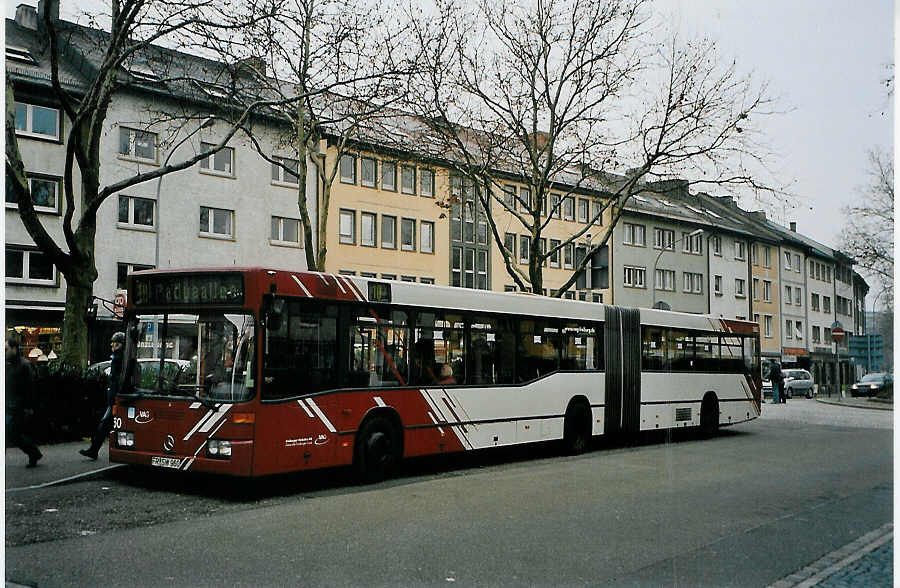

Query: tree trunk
[60,278,94,366]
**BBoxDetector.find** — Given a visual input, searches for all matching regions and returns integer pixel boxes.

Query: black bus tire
[563,401,592,455]
[700,394,720,438]
[354,415,401,483]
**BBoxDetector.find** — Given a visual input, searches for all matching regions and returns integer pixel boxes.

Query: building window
[550,193,561,219]
[360,272,377,278]
[504,233,516,260]
[476,250,488,289]
[381,215,396,249]
[656,269,676,291]
[795,320,803,340]
[199,206,233,238]
[713,274,722,295]
[14,102,60,140]
[785,319,792,339]
[711,235,721,256]
[401,275,417,283]
[753,278,760,300]
[421,221,434,253]
[451,247,462,287]
[577,198,589,223]
[271,156,299,186]
[735,278,746,298]
[683,272,703,294]
[682,232,702,254]
[503,185,516,209]
[592,199,603,225]
[420,169,434,198]
[519,187,532,212]
[381,161,396,191]
[360,157,377,188]
[339,270,357,276]
[118,195,155,229]
[812,326,821,343]
[751,243,758,265]
[734,241,746,260]
[654,228,675,250]
[623,266,646,288]
[794,287,802,306]
[764,315,773,338]
[563,196,575,221]
[794,253,801,273]
[763,280,772,302]
[339,209,356,244]
[783,251,792,271]
[381,273,396,280]
[401,165,416,195]
[7,175,62,214]
[360,212,377,247]
[339,154,356,184]
[270,216,301,246]
[823,296,831,313]
[118,127,157,162]
[826,266,831,283]
[623,223,646,246]
[420,277,435,285]
[811,293,819,311]
[784,285,792,305]
[520,235,531,264]
[550,239,561,268]
[401,218,416,251]
[6,247,57,285]
[564,243,574,269]
[810,259,816,276]
[199,143,234,176]
[116,262,154,289]
[763,246,771,267]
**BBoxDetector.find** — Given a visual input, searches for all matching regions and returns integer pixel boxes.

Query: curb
[815,397,893,411]
[6,464,125,493]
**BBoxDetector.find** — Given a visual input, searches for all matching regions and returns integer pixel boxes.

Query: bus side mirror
[264,297,285,331]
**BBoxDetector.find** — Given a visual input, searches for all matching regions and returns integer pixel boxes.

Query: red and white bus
[110,267,761,480]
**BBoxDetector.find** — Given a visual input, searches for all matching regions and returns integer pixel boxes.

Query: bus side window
[263,302,338,399]
[641,327,665,371]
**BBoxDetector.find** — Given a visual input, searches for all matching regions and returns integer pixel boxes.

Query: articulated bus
[110,267,761,480]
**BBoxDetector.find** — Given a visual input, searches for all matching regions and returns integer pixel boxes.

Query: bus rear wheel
[563,401,592,455]
[699,395,720,438]
[354,415,400,483]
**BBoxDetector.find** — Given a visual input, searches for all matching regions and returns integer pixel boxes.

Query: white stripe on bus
[374,396,386,407]
[291,274,313,297]
[339,276,363,301]
[183,407,218,441]
[199,404,232,433]
[306,398,337,433]
[298,399,315,418]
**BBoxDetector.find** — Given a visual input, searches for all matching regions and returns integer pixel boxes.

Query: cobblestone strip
[768,523,893,588]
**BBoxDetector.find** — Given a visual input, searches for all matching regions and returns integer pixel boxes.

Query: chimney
[789,221,797,232]
[235,56,266,77]
[37,0,58,24]
[14,3,38,30]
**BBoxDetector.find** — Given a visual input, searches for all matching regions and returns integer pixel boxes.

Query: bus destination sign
[133,273,244,307]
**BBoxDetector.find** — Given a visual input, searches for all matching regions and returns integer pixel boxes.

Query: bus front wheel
[354,415,400,483]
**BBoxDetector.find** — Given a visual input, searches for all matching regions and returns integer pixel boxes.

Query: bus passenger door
[604,307,641,434]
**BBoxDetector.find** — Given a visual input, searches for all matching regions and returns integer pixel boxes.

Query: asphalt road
[5,398,892,587]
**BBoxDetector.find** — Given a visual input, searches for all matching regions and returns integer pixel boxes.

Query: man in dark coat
[6,338,43,467]
[80,332,125,460]
[770,361,785,404]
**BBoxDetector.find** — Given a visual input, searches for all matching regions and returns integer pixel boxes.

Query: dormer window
[6,45,37,65]
[193,80,241,103]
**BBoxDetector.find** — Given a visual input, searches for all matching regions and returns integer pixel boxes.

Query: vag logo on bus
[135,409,153,424]
[163,434,175,453]
[314,434,328,446]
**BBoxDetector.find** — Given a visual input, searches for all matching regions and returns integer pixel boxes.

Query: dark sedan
[850,373,893,397]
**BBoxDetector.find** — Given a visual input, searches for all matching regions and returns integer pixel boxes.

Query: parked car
[87,358,194,391]
[783,369,815,399]
[850,373,893,398]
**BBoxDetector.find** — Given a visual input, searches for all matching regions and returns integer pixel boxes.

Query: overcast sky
[7,0,894,251]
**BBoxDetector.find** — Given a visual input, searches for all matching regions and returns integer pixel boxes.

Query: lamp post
[151,117,214,360]
[651,228,703,311]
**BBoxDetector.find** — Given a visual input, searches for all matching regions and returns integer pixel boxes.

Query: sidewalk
[5,440,122,492]
[815,395,893,411]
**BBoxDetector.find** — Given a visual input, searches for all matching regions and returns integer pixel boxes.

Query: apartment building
[778,234,808,366]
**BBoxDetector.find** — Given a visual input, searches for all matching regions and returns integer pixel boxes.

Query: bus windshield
[124,312,256,402]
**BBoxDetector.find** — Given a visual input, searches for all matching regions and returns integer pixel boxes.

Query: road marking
[6,464,125,493]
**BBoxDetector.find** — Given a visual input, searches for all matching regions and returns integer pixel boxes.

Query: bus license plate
[151,456,183,469]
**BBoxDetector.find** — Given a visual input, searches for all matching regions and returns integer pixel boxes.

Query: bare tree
[5,0,299,364]
[841,148,894,307]
[226,0,415,270]
[408,0,771,295]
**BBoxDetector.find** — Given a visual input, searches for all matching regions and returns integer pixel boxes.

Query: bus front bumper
[109,440,253,476]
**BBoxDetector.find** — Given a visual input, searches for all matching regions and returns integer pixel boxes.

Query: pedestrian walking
[770,361,784,404]
[79,332,125,460]
[6,338,43,467]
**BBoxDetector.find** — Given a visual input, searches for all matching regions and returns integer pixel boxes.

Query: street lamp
[151,116,214,360]
[651,228,703,310]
